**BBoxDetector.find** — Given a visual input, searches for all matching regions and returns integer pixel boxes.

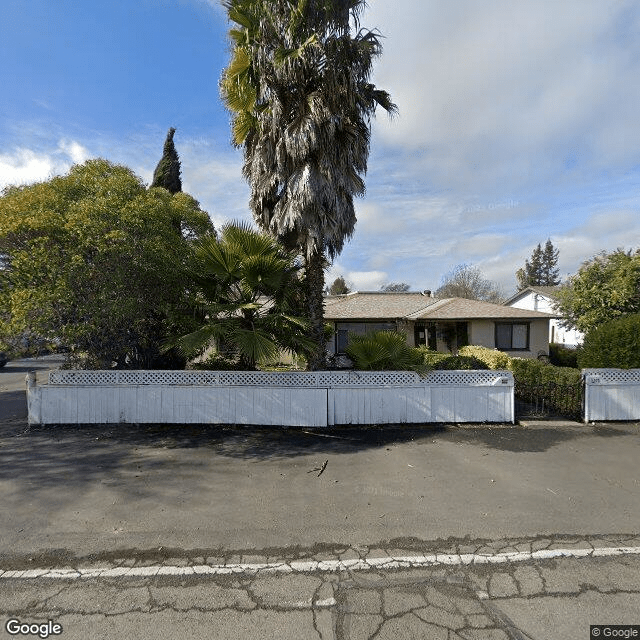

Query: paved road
[2,539,639,639]
[1,357,639,638]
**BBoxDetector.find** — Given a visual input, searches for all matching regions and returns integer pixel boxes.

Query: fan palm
[345,331,429,376]
[220,0,396,369]
[169,222,313,369]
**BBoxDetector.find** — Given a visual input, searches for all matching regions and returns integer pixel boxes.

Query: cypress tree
[541,239,560,286]
[516,240,560,289]
[151,127,182,194]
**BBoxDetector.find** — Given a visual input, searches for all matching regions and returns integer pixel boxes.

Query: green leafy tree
[578,314,640,369]
[436,264,504,303]
[380,282,410,292]
[327,276,350,295]
[151,127,182,194]
[0,159,214,368]
[220,0,396,370]
[516,239,560,289]
[170,222,314,369]
[555,249,640,333]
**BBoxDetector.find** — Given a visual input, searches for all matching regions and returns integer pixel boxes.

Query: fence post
[582,372,589,423]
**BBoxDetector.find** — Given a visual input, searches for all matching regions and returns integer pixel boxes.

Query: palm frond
[169,324,226,358]
[231,328,280,364]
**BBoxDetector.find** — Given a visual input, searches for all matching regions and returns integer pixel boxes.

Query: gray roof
[324,292,438,319]
[324,292,554,321]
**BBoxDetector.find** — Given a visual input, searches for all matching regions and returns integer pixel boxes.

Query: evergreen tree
[541,239,560,286]
[516,240,560,289]
[328,276,350,295]
[151,127,182,194]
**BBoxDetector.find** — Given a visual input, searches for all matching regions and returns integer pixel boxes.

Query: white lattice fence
[47,370,509,387]
[29,370,515,426]
[584,368,640,422]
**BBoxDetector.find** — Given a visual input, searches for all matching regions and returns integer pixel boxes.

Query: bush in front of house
[549,343,579,368]
[345,331,429,375]
[458,345,512,369]
[508,357,583,417]
[508,357,582,386]
[432,355,489,370]
[416,347,450,368]
[578,314,640,369]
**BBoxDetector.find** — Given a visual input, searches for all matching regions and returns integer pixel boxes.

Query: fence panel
[584,369,640,422]
[28,369,514,426]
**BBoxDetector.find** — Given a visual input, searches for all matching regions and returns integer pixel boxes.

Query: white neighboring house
[504,286,584,348]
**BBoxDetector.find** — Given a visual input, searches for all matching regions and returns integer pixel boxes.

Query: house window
[335,322,396,353]
[495,322,530,350]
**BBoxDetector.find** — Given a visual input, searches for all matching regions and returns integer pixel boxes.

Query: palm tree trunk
[305,247,326,371]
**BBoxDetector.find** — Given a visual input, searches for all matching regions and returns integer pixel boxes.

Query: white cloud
[0,149,55,190]
[179,140,252,228]
[326,262,388,292]
[58,139,90,165]
[0,139,93,190]
[366,0,640,194]
[346,270,389,291]
[355,202,407,235]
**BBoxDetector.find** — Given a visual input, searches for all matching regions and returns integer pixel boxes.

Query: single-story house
[324,291,555,359]
[503,286,583,348]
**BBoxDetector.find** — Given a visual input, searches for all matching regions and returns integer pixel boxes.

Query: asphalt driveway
[0,394,638,557]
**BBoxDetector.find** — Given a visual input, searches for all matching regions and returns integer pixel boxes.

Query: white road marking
[1,545,639,581]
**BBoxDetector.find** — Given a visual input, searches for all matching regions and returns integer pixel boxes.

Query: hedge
[578,314,640,369]
[458,345,511,369]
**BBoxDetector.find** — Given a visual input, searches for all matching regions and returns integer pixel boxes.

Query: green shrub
[508,358,581,386]
[416,347,449,367]
[433,355,489,370]
[509,357,582,417]
[578,314,640,369]
[458,345,511,369]
[549,343,579,368]
[345,331,428,375]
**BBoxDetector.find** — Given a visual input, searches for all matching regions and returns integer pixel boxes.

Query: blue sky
[2,0,640,296]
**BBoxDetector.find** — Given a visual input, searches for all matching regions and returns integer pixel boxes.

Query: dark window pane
[512,324,528,349]
[496,324,512,349]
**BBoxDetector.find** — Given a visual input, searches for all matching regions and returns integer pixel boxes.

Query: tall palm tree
[170,222,313,369]
[220,0,396,369]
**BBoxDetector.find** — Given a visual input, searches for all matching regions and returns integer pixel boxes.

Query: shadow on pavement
[0,420,635,512]
[0,423,445,508]
[0,390,27,420]
[16,421,446,457]
[450,426,582,453]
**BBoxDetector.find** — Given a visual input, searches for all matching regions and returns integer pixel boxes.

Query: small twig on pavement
[307,459,329,477]
[300,430,353,440]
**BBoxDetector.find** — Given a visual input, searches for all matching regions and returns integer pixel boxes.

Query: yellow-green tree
[0,159,214,368]
[555,249,640,333]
